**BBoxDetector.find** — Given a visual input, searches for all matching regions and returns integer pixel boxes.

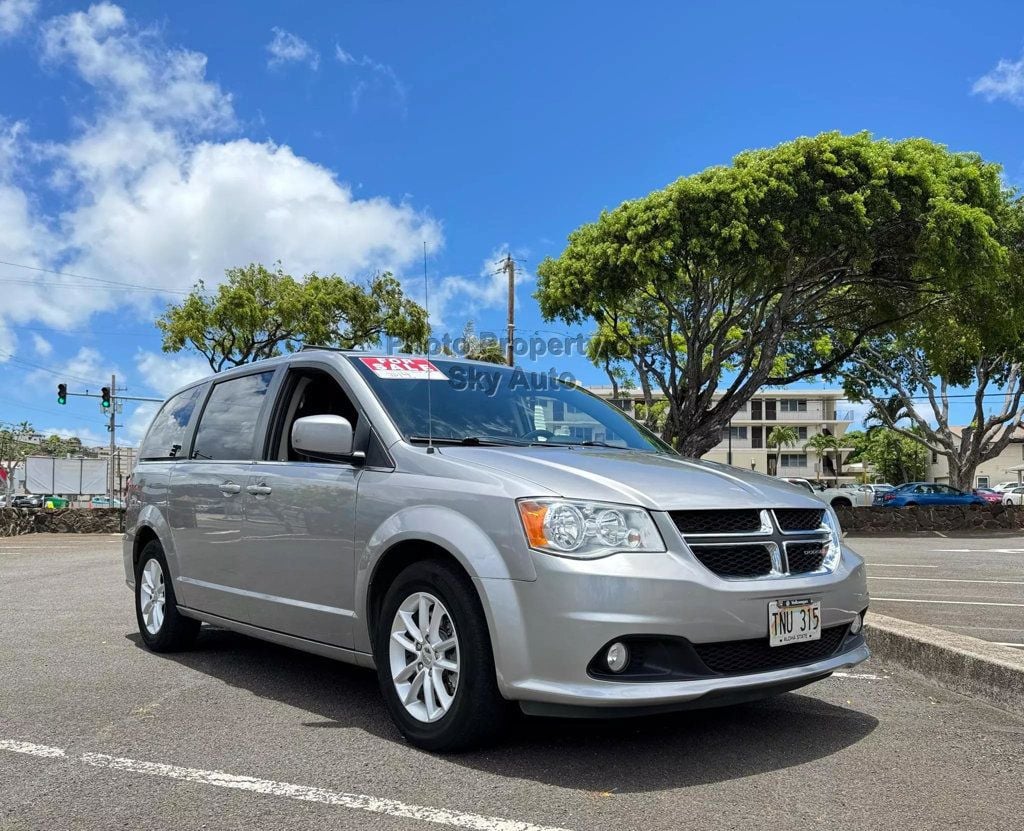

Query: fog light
[850,613,864,635]
[606,642,630,673]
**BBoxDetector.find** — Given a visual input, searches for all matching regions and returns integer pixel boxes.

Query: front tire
[374,560,512,752]
[135,540,200,652]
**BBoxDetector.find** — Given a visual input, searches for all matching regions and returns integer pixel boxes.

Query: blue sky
[1,0,1023,446]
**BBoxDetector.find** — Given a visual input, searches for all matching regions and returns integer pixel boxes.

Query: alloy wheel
[139,558,166,635]
[388,591,460,723]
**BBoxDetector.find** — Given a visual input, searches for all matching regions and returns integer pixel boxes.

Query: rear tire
[374,559,512,752]
[135,540,200,652]
[831,498,852,508]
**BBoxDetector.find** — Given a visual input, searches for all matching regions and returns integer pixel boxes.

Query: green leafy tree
[851,427,929,484]
[453,322,506,364]
[843,194,1024,489]
[536,132,1018,456]
[0,421,34,496]
[158,263,430,372]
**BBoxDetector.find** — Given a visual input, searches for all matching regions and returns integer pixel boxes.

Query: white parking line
[872,597,1024,608]
[867,563,939,568]
[833,671,889,680]
[0,740,66,758]
[994,642,1024,649]
[0,740,572,831]
[871,576,1024,585]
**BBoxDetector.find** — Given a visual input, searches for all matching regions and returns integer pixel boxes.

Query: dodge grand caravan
[124,350,869,750]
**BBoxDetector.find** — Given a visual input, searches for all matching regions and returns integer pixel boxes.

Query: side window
[139,385,204,460]
[271,369,360,462]
[192,371,275,461]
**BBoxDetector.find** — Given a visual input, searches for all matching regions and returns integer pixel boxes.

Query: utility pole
[109,374,116,502]
[503,253,515,366]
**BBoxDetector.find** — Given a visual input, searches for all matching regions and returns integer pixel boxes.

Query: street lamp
[727,418,733,466]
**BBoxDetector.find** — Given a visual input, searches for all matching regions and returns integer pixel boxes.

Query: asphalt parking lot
[851,534,1024,649]
[2,535,1023,830]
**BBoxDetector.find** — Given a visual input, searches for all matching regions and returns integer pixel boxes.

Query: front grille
[672,509,762,535]
[693,625,848,675]
[689,543,773,577]
[774,508,825,532]
[786,541,828,573]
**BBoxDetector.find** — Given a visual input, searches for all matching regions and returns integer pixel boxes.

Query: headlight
[822,507,843,570]
[517,498,665,559]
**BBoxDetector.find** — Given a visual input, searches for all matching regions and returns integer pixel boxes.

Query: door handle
[246,484,272,496]
[219,481,242,496]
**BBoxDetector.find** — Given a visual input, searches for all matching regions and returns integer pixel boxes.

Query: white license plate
[768,598,821,647]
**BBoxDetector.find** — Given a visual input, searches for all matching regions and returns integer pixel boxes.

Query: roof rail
[299,344,352,353]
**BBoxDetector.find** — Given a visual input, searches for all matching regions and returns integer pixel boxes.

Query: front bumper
[476,526,869,711]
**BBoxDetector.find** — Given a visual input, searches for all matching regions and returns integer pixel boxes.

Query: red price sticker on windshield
[359,357,448,380]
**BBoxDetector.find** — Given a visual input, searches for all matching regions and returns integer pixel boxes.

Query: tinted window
[139,385,204,460]
[192,371,275,461]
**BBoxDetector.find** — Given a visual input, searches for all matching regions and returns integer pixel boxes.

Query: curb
[866,612,1024,714]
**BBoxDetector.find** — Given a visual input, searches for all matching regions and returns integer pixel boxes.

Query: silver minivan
[124,351,869,750]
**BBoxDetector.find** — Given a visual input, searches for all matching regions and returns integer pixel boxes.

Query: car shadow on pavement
[128,626,878,793]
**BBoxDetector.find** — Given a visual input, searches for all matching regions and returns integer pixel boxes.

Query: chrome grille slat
[672,506,833,580]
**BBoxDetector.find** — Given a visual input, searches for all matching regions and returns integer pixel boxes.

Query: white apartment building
[588,386,857,482]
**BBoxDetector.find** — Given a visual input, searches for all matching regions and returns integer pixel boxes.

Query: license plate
[768,598,821,647]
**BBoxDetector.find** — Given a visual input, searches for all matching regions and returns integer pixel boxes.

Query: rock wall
[0,508,124,536]
[837,504,1024,535]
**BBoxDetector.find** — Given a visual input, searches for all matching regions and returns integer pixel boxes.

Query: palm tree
[865,394,910,434]
[767,425,799,476]
[804,433,843,484]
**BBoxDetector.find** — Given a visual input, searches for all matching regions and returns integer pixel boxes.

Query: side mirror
[292,415,361,461]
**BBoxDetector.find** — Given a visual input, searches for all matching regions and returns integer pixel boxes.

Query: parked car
[90,496,125,509]
[1002,486,1024,506]
[973,488,1003,505]
[780,478,875,508]
[878,483,986,508]
[12,494,42,508]
[125,352,869,751]
[992,481,1022,493]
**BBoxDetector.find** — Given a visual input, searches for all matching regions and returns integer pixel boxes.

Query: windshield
[350,357,672,452]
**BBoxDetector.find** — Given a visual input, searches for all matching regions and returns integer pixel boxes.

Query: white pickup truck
[781,478,893,508]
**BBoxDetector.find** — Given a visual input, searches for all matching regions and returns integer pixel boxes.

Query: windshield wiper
[408,435,531,447]
[550,440,632,449]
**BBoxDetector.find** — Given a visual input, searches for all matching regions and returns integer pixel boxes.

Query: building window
[552,401,565,421]
[751,400,763,420]
[765,399,777,420]
[780,399,808,412]
[780,453,808,468]
[797,426,807,440]
[723,426,747,440]
[932,450,938,464]
[751,426,763,449]
[977,476,990,488]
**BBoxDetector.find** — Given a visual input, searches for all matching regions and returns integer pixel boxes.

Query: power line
[0,350,99,386]
[0,258,193,295]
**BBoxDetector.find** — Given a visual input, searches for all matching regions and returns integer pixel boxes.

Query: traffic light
[57,384,67,405]
[101,387,111,409]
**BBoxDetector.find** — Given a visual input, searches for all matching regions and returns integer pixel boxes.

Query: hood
[436,446,824,511]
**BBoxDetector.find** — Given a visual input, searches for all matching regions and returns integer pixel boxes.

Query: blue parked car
[876,482,987,508]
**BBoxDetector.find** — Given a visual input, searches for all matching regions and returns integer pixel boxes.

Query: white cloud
[0,0,37,38]
[31,333,52,357]
[0,4,442,358]
[430,247,533,333]
[135,350,208,396]
[334,43,406,112]
[266,27,318,70]
[41,3,235,131]
[973,52,1024,106]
